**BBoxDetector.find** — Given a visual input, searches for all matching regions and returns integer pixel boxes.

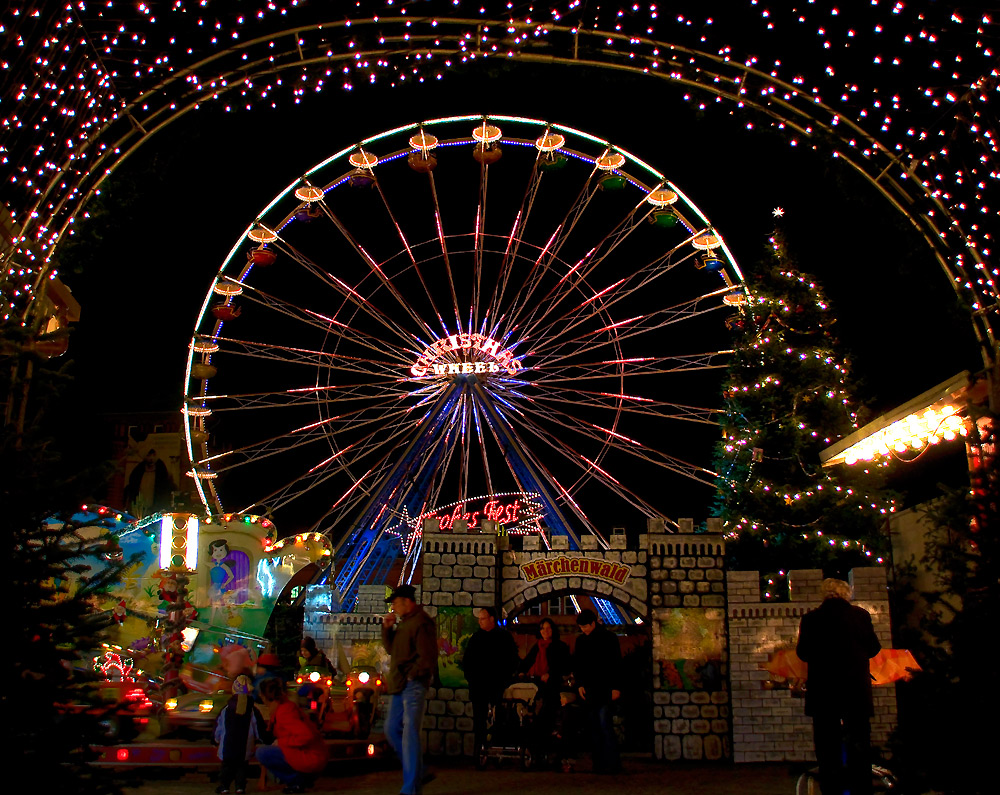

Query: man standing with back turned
[796,577,882,795]
[461,606,519,760]
[572,608,623,774]
[382,584,438,795]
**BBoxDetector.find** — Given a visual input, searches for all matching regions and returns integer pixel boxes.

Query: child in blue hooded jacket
[214,674,266,794]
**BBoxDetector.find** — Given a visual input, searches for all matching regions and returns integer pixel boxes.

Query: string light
[1,1,995,345]
[842,406,969,464]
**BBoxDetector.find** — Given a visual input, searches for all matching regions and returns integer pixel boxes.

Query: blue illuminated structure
[331,384,464,610]
[327,375,625,622]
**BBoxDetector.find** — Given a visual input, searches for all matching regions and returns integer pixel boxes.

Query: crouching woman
[255,677,329,793]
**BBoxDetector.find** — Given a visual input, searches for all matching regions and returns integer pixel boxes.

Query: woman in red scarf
[255,678,329,793]
[520,618,571,765]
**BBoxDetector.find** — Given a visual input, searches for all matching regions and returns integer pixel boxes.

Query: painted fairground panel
[61,508,329,688]
[329,639,391,677]
[653,607,727,692]
[435,605,478,688]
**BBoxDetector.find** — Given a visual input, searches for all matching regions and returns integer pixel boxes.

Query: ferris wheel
[183,115,746,608]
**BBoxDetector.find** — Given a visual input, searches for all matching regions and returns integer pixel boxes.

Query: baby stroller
[795,763,898,794]
[476,681,538,769]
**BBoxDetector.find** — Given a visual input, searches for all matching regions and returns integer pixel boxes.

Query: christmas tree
[713,225,895,598]
[4,324,127,793]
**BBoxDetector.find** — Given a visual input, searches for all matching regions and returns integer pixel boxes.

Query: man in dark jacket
[382,584,437,795]
[572,608,623,774]
[461,606,519,757]
[797,578,882,795]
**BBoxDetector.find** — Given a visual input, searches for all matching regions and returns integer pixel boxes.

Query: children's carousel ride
[60,506,331,742]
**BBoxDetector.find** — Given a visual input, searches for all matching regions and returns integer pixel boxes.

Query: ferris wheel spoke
[220,281,415,364]
[502,152,611,323]
[528,290,732,365]
[212,398,433,501]
[515,216,706,353]
[197,381,415,412]
[502,166,606,336]
[209,335,406,380]
[526,228,707,348]
[532,151,614,270]
[473,388,602,540]
[371,178,452,338]
[511,187,654,340]
[237,412,426,514]
[472,159,489,332]
[505,401,719,493]
[305,455,404,537]
[422,170,463,330]
[485,156,547,327]
[262,237,423,351]
[530,351,732,383]
[196,400,416,473]
[470,397,496,497]
[515,397,687,462]
[195,386,345,412]
[518,241,703,352]
[508,407,665,515]
[512,386,722,425]
[236,445,371,513]
[309,197,442,341]
[311,400,468,538]
[458,392,471,504]
[429,414,465,505]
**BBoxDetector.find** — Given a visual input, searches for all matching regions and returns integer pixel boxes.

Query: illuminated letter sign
[410,334,523,378]
[411,493,544,537]
[425,498,523,532]
[519,556,631,586]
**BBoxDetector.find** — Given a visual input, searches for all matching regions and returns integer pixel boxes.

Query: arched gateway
[304,521,896,764]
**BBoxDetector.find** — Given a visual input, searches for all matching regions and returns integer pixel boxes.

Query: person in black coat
[571,608,623,774]
[796,578,882,795]
[461,606,519,755]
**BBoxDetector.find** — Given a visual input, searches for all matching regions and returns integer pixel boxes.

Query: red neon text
[425,499,522,530]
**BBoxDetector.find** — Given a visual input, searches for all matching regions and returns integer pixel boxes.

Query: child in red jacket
[254,678,329,794]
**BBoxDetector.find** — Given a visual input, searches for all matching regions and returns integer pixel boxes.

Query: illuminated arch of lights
[2,1,996,362]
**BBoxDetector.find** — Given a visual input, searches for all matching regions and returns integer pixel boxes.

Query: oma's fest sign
[520,556,631,586]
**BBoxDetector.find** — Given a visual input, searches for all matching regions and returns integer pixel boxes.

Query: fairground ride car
[295,665,383,739]
[56,678,160,744]
[165,665,384,739]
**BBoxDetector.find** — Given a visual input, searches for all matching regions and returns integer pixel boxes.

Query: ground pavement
[122,755,801,795]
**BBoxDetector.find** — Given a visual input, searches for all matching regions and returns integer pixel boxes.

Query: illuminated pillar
[158,512,201,698]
